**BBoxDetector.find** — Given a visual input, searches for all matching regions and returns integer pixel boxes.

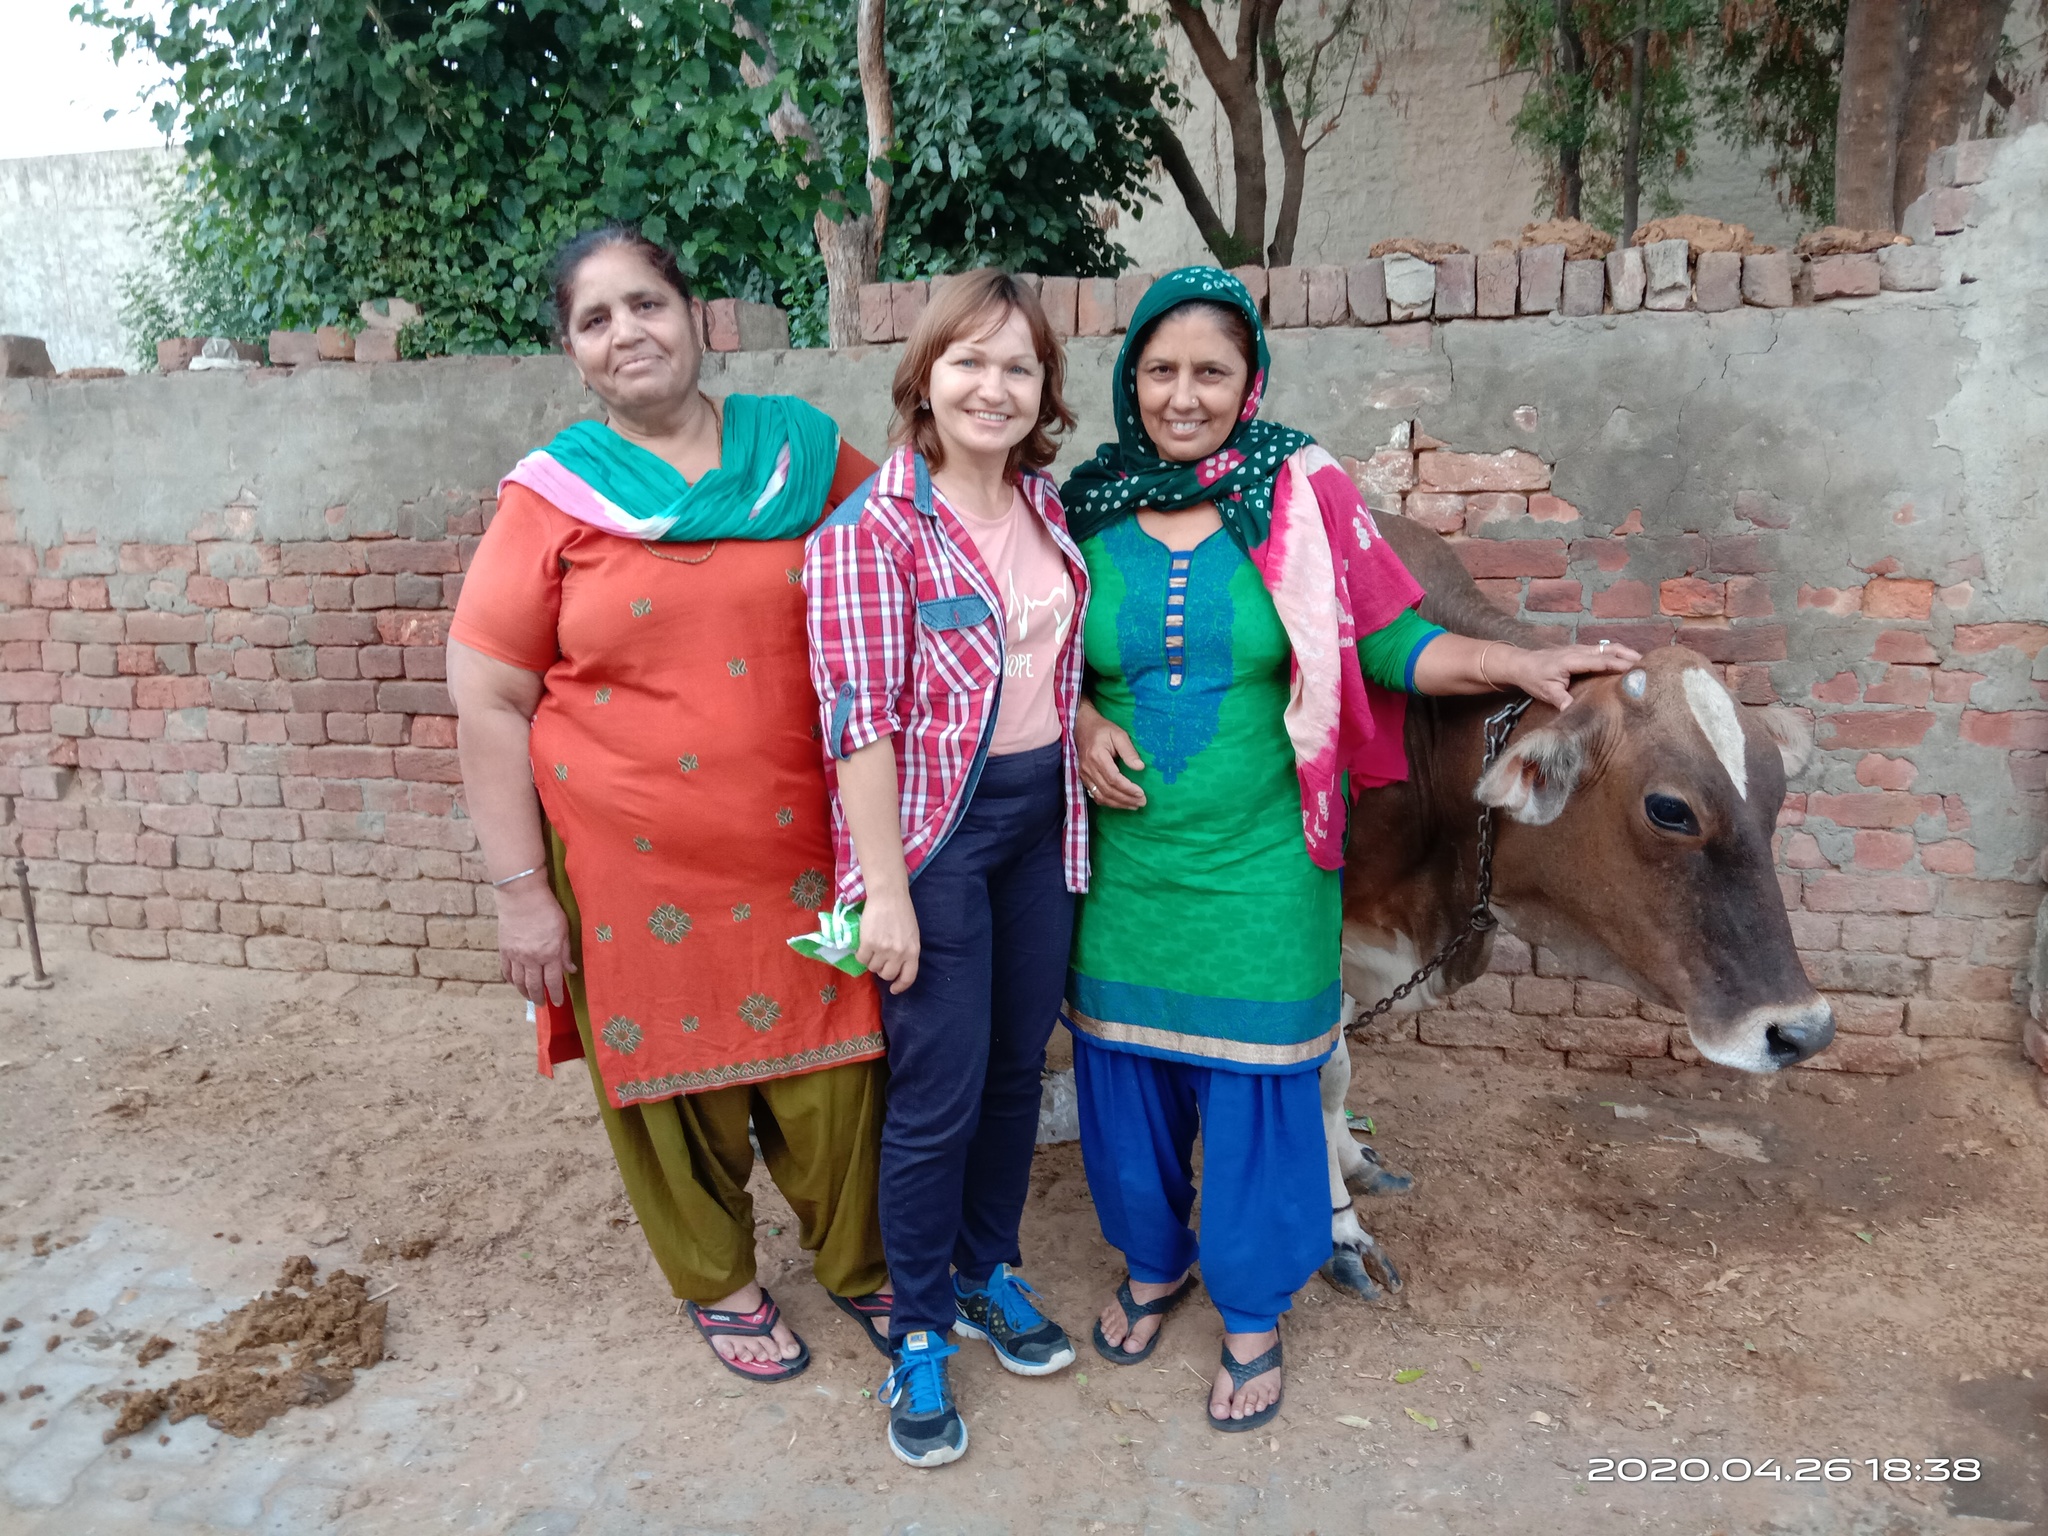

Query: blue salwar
[1071,1031,1330,1334]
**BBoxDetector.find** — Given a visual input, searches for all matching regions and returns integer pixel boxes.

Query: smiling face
[1133,306,1253,465]
[560,245,703,419]
[923,304,1045,472]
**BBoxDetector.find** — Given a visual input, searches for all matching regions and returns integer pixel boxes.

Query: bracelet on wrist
[492,865,544,889]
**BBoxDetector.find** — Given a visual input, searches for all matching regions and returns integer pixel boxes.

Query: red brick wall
[4,442,2034,1071]
[0,502,500,983]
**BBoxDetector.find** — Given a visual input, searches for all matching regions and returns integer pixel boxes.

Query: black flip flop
[685,1289,811,1382]
[1208,1338,1283,1433]
[1090,1273,1197,1365]
[830,1289,894,1358]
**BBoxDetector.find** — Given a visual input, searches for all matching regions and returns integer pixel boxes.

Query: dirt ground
[2,948,2045,1536]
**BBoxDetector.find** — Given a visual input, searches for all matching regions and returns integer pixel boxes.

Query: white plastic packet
[788,902,869,976]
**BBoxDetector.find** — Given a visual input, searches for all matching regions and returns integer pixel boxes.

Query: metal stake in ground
[13,859,52,989]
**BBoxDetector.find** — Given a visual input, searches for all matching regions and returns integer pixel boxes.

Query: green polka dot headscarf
[1061,265,1312,549]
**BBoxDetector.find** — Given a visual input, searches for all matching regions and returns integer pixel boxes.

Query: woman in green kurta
[1061,267,1635,1433]
[1068,513,1377,1067]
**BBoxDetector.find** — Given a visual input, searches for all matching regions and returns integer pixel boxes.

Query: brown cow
[1321,513,1832,1299]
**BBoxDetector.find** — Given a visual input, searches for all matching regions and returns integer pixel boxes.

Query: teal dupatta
[503,393,842,542]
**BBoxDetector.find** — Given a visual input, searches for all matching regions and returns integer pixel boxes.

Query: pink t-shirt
[956,488,1076,755]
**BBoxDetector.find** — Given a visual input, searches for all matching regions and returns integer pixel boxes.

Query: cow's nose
[1764,1005,1835,1068]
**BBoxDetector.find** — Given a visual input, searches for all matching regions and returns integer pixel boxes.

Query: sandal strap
[689,1292,780,1337]
[839,1290,892,1318]
[1115,1275,1190,1324]
[1220,1339,1283,1390]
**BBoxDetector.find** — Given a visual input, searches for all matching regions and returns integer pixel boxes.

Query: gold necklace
[641,541,718,565]
[621,393,724,565]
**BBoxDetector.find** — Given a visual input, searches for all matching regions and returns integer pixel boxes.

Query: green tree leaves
[776,0,1173,344]
[83,0,833,353]
[1480,0,1717,229]
[1477,0,1851,232]
[85,0,1172,356]
[1699,0,1845,224]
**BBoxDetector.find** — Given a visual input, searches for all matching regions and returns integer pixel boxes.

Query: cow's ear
[1758,707,1814,776]
[1475,723,1588,825]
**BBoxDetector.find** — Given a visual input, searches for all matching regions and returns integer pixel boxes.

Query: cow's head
[1475,647,1833,1072]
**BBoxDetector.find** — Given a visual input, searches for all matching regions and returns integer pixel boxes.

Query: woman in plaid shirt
[804,270,1089,1469]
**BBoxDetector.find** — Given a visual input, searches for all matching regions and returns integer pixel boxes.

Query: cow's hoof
[1362,1235,1404,1294]
[1345,1141,1416,1198]
[1322,1246,1388,1302]
[1344,1161,1415,1198]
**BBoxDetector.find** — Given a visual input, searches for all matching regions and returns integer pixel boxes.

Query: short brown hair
[890,270,1075,478]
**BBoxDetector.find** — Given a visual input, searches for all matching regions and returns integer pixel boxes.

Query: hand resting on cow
[1075,636,1636,810]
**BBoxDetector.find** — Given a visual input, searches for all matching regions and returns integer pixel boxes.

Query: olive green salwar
[552,831,888,1304]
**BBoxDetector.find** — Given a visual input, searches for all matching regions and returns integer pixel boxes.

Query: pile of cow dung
[1369,237,1468,261]
[1794,224,1914,256]
[101,1255,386,1441]
[1630,214,1760,252]
[1509,218,1615,259]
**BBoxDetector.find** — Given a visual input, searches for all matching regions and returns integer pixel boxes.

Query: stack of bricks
[1902,138,2006,245]
[1337,427,2041,1077]
[849,183,2000,344]
[0,500,499,983]
[157,297,790,374]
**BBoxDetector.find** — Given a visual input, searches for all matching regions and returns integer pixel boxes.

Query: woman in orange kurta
[448,225,890,1382]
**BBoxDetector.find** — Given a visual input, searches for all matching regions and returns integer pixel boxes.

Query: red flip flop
[686,1290,811,1382]
[831,1289,894,1357]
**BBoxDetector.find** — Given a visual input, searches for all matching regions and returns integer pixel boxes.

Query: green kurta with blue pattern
[1064,519,1340,1073]
[1064,519,1440,1075]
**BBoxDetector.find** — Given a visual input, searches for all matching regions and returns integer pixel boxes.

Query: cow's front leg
[1322,1026,1416,1198]
[1319,1036,1405,1301]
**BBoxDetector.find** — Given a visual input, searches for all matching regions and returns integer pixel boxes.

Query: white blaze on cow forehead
[1681,668,1748,801]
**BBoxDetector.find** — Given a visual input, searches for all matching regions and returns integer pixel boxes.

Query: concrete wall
[0,147,179,373]
[2,124,2042,1075]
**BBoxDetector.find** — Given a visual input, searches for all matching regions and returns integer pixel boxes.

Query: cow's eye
[1644,793,1700,836]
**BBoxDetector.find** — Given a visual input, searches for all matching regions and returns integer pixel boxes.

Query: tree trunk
[1257,3,1308,265]
[815,211,877,348]
[1163,0,1271,267]
[1621,20,1648,244]
[734,3,890,347]
[1892,0,2011,222]
[1153,122,1246,266]
[1833,0,1916,228]
[1552,0,1587,220]
[818,0,892,349]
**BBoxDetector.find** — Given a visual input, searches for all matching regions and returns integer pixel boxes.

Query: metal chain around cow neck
[1346,694,1533,1040]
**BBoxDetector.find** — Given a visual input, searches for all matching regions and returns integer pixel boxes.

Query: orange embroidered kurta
[451,448,884,1109]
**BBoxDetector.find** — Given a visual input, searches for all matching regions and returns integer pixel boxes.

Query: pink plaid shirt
[805,446,1091,905]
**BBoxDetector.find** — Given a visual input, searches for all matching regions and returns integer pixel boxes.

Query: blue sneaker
[952,1263,1075,1377]
[879,1331,967,1468]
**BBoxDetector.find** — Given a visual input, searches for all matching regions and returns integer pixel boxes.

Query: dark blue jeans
[877,741,1073,1343]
